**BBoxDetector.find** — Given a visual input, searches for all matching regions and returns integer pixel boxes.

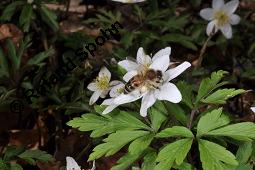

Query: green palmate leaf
[18,150,53,165]
[142,150,157,170]
[128,133,154,155]
[111,153,141,170]
[155,138,193,170]
[176,162,195,170]
[156,126,193,138]
[162,33,197,51]
[196,70,228,103]
[164,15,189,31]
[0,159,8,170]
[149,102,167,132]
[201,89,246,104]
[10,162,23,170]
[17,36,32,61]
[3,146,25,161]
[27,48,54,66]
[68,114,113,137]
[234,163,253,170]
[88,130,149,160]
[120,31,135,48]
[7,39,19,70]
[198,139,238,170]
[19,4,33,32]
[236,142,253,164]
[39,5,59,31]
[163,102,188,125]
[67,111,150,138]
[197,108,230,137]
[0,49,9,77]
[0,1,24,21]
[176,81,194,109]
[207,122,255,141]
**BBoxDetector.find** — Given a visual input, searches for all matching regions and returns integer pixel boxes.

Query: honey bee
[124,69,163,94]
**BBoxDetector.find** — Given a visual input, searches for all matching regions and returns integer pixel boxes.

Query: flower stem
[187,109,197,130]
[195,35,213,68]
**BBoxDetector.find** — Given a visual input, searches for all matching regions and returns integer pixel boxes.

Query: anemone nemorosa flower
[113,47,191,117]
[66,157,96,170]
[199,0,240,39]
[101,82,125,115]
[87,67,121,105]
[251,107,255,113]
[66,157,81,170]
[111,0,146,3]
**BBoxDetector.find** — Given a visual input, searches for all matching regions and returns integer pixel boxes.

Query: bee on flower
[199,0,240,39]
[87,67,121,105]
[109,47,191,117]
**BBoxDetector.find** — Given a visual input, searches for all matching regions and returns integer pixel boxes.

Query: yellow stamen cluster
[214,11,229,27]
[95,76,110,90]
[117,88,124,94]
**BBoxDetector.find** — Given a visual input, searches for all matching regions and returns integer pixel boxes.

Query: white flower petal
[118,59,139,71]
[102,105,118,114]
[152,47,171,62]
[99,67,111,80]
[220,24,232,39]
[206,20,218,36]
[149,52,170,72]
[223,0,239,14]
[89,90,102,105]
[101,98,114,105]
[90,160,96,170]
[113,90,142,105]
[200,8,214,20]
[230,14,240,25]
[251,107,255,113]
[87,82,97,91]
[109,80,122,86]
[156,82,182,103]
[140,92,156,117]
[136,47,151,65]
[123,70,138,82]
[66,157,81,170]
[164,61,191,82]
[100,90,109,98]
[213,0,224,9]
[109,83,125,97]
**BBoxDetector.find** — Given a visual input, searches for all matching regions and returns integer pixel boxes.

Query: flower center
[117,88,124,94]
[95,76,110,90]
[214,11,229,27]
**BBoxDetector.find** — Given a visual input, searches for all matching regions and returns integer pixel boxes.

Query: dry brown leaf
[0,24,23,44]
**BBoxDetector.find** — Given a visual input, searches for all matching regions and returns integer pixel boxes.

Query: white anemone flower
[66,157,81,170]
[251,107,255,113]
[199,0,240,39]
[111,0,146,3]
[27,0,33,4]
[87,67,120,105]
[66,157,96,170]
[114,47,191,117]
[101,83,125,115]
